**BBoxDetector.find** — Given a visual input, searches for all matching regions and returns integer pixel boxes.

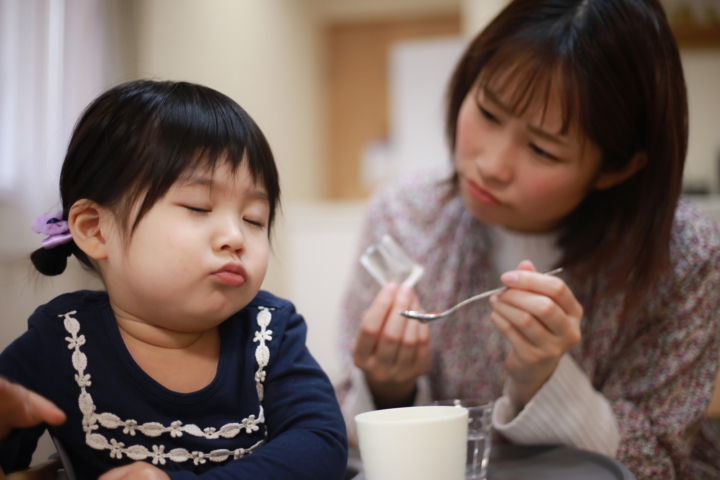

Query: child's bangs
[125,84,279,235]
[478,39,582,136]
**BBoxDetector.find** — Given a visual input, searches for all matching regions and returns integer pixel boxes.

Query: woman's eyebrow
[526,124,568,146]
[484,87,568,146]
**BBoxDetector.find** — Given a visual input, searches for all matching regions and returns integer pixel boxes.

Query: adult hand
[98,462,171,480]
[489,260,583,406]
[353,283,431,409]
[0,377,65,441]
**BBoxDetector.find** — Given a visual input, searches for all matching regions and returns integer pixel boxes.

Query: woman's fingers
[373,286,414,366]
[494,289,572,337]
[393,319,418,370]
[0,378,66,440]
[500,269,583,319]
[353,283,398,361]
[26,390,66,426]
[99,462,170,480]
[354,283,430,385]
[490,296,555,347]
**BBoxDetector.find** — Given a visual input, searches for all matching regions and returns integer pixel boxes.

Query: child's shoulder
[29,290,109,327]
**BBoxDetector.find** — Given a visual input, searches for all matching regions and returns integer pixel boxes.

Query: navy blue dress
[0,290,348,479]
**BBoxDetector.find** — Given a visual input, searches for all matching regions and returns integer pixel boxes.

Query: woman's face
[454,77,603,233]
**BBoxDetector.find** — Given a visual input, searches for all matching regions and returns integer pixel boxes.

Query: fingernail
[489,294,498,304]
[501,272,519,283]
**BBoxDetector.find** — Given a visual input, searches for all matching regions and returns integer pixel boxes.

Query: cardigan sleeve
[169,304,348,480]
[492,354,620,456]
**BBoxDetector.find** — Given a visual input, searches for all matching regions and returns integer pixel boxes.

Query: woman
[335,0,720,478]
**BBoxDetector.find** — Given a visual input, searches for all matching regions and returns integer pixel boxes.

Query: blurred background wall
[1,0,719,462]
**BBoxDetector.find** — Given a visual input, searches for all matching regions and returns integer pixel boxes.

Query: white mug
[355,406,468,480]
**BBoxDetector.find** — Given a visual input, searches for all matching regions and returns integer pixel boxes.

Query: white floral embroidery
[60,307,273,464]
[253,307,273,401]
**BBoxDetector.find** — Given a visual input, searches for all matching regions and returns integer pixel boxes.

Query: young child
[0,80,347,480]
[335,0,720,478]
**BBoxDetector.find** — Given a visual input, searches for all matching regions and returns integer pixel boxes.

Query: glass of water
[434,398,494,480]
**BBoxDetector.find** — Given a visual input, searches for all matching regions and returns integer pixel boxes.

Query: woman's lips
[465,179,502,207]
[213,263,247,287]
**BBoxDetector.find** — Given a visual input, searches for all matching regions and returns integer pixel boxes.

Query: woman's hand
[99,462,170,480]
[490,261,583,406]
[0,377,65,441]
[353,283,431,409]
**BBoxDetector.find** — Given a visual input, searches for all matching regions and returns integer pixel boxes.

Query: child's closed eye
[244,218,265,229]
[185,206,210,215]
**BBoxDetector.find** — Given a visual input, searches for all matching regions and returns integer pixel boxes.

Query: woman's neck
[488,224,562,275]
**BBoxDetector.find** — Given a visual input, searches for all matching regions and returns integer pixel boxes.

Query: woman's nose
[477,138,514,186]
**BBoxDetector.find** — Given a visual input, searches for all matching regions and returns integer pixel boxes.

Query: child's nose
[216,218,245,254]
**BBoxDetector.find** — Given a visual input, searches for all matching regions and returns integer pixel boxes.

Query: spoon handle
[400,267,564,322]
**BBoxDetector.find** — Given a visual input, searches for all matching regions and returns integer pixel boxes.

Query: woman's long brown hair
[445,0,687,312]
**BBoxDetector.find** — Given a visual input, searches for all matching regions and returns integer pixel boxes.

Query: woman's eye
[478,105,499,123]
[529,144,557,161]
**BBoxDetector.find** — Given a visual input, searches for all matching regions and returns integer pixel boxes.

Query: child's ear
[594,151,647,190]
[68,200,111,260]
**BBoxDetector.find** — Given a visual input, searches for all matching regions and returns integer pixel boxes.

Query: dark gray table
[346,444,636,480]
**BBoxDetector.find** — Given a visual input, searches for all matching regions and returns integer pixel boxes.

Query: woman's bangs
[479,41,581,136]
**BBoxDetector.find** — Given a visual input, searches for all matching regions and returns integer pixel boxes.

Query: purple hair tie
[31,211,72,249]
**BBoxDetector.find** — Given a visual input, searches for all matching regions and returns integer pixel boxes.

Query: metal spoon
[399,267,564,323]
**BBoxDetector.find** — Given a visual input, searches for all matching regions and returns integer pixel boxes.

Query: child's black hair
[31,80,281,276]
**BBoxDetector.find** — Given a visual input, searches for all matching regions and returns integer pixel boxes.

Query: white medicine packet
[359,234,424,288]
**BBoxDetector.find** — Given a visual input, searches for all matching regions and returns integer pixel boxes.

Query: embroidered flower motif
[150,445,166,465]
[169,421,183,438]
[204,427,216,436]
[109,439,125,459]
[191,451,207,465]
[253,329,273,343]
[240,416,259,434]
[233,448,246,460]
[65,334,86,350]
[123,420,138,436]
[254,370,266,383]
[75,373,91,388]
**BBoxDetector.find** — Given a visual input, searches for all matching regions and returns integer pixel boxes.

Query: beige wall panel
[135,0,323,202]
[326,15,461,199]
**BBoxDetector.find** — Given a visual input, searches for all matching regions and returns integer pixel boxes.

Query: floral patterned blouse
[336,170,720,479]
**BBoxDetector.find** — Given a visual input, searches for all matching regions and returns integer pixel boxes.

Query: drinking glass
[435,398,494,480]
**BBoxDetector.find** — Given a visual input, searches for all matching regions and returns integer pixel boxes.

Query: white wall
[682,50,720,192]
[283,202,366,383]
[312,0,459,21]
